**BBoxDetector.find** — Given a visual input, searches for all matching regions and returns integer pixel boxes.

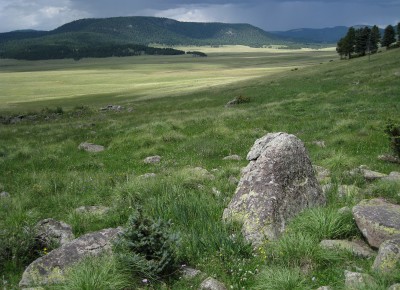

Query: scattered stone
[199,277,227,290]
[316,287,332,290]
[35,219,75,248]
[228,176,239,185]
[320,239,375,258]
[100,105,124,111]
[78,142,105,153]
[0,191,10,198]
[344,271,376,289]
[223,155,242,161]
[19,228,121,288]
[187,167,215,180]
[321,183,333,195]
[139,173,157,179]
[372,237,400,273]
[181,266,202,279]
[338,206,352,215]
[352,198,400,248]
[143,155,161,164]
[212,187,221,197]
[383,172,400,182]
[337,185,361,198]
[223,132,325,245]
[312,140,326,148]
[75,206,110,215]
[378,154,400,164]
[389,284,400,290]
[350,165,387,181]
[314,165,331,183]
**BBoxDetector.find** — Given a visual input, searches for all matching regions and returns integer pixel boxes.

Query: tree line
[337,23,400,59]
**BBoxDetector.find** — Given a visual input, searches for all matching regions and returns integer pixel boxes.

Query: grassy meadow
[1,46,400,289]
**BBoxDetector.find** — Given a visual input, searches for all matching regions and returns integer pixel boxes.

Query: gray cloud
[0,0,399,32]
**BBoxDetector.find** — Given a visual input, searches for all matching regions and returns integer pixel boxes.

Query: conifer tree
[355,27,370,56]
[382,25,396,48]
[370,25,381,53]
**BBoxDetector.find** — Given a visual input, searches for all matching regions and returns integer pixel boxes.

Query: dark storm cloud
[0,0,399,32]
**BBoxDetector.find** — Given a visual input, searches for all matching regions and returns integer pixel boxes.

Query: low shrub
[385,120,400,158]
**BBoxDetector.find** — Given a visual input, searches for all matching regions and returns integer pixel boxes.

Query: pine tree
[355,27,371,56]
[336,37,346,59]
[382,25,396,48]
[370,25,381,53]
[344,27,356,58]
[397,22,400,42]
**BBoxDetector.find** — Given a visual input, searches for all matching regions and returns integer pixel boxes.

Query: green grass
[0,47,400,289]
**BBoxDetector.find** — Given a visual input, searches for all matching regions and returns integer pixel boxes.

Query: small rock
[139,173,157,179]
[75,206,110,215]
[100,105,124,111]
[316,287,332,290]
[350,166,387,181]
[344,271,376,289]
[223,155,242,161]
[312,140,326,148]
[78,142,105,153]
[143,155,161,164]
[0,191,10,198]
[188,167,215,180]
[320,240,375,258]
[228,176,239,185]
[389,284,400,290]
[321,183,333,195]
[337,185,360,198]
[212,187,221,197]
[35,218,75,248]
[382,172,400,182]
[314,166,331,183]
[181,266,202,279]
[352,198,400,248]
[199,277,227,290]
[378,154,400,164]
[338,206,351,215]
[372,237,400,273]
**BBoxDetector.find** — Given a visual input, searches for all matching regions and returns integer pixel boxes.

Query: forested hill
[0,16,295,60]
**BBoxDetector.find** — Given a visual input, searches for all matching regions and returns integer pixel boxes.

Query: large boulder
[223,132,325,245]
[352,199,400,248]
[19,227,121,288]
[35,219,75,248]
[372,237,400,273]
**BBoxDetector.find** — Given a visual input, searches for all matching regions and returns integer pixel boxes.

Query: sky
[0,0,399,33]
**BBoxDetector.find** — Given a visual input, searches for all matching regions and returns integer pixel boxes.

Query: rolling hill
[0,16,294,60]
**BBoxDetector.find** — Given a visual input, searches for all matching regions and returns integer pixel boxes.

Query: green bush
[385,120,400,158]
[114,210,181,281]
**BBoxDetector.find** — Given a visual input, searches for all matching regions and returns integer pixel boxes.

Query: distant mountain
[270,26,385,44]
[0,16,297,60]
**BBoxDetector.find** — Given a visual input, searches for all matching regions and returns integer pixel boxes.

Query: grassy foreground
[0,47,400,289]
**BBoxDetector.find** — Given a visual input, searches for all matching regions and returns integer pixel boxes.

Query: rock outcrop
[352,199,400,248]
[35,219,75,248]
[223,132,325,245]
[319,239,375,258]
[19,228,121,288]
[372,237,400,273]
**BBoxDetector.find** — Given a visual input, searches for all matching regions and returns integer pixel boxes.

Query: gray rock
[199,277,227,290]
[75,206,110,215]
[143,155,161,164]
[0,191,10,198]
[337,185,361,198]
[223,132,325,245]
[181,266,202,279]
[320,239,375,258]
[78,142,105,153]
[314,165,331,183]
[35,219,75,248]
[378,154,400,164]
[344,271,376,289]
[19,227,121,288]
[223,155,242,161]
[372,238,400,273]
[350,165,387,181]
[212,187,221,197]
[352,198,400,248]
[316,287,332,290]
[100,105,124,111]
[228,176,239,185]
[389,284,400,290]
[338,206,352,215]
[383,172,400,182]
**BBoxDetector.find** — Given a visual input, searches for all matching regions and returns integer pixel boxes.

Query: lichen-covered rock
[19,227,121,288]
[372,238,400,273]
[223,132,325,245]
[199,277,227,290]
[143,155,161,164]
[350,165,387,181]
[78,142,105,153]
[320,239,375,258]
[389,283,400,290]
[337,185,361,199]
[383,172,400,182]
[181,266,203,279]
[352,199,400,248]
[344,271,376,289]
[313,165,331,183]
[35,219,74,248]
